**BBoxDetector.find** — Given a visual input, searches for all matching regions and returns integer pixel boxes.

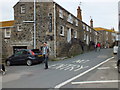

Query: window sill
[60,34,64,37]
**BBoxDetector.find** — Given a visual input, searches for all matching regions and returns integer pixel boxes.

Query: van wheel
[118,62,120,73]
[26,60,32,66]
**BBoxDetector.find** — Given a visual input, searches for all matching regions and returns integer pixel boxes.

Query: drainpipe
[54,3,56,58]
[33,0,36,49]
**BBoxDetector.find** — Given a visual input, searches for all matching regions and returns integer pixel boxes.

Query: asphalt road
[1,48,118,89]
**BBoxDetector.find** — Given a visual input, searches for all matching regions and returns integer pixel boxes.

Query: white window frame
[5,28,11,38]
[84,32,86,40]
[20,5,25,14]
[59,9,63,18]
[74,31,77,38]
[106,32,108,35]
[75,19,78,26]
[60,25,64,36]
[83,24,86,30]
[90,36,92,41]
[90,28,92,32]
[86,26,89,31]
[67,14,73,24]
[95,32,98,36]
[17,24,22,31]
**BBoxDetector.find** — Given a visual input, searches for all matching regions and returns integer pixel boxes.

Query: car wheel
[118,62,120,73]
[26,60,32,66]
[6,61,11,66]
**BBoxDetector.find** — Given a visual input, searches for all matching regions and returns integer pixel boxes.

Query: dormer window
[20,5,25,14]
[67,14,73,24]
[59,9,63,18]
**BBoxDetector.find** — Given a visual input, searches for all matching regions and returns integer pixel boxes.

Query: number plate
[38,55,43,57]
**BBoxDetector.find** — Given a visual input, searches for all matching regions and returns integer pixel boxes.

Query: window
[48,13,52,32]
[90,36,92,41]
[5,28,11,38]
[59,9,63,18]
[90,28,92,32]
[106,32,108,35]
[60,26,64,36]
[20,5,25,14]
[84,31,86,40]
[15,51,23,56]
[67,14,73,24]
[86,26,89,31]
[83,24,86,30]
[17,24,22,31]
[74,31,77,38]
[95,32,98,35]
[75,19,78,26]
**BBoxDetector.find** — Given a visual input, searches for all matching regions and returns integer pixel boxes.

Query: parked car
[117,45,120,73]
[5,49,44,66]
[113,46,118,54]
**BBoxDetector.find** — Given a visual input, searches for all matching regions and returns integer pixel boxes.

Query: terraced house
[0,20,15,60]
[2,0,101,59]
[94,27,117,48]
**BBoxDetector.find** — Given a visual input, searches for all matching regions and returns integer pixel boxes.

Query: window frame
[17,24,22,31]
[75,19,78,26]
[5,28,11,38]
[67,14,73,24]
[74,31,77,38]
[60,25,64,36]
[59,9,63,18]
[20,5,26,14]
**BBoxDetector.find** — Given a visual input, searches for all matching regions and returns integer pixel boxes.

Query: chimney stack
[90,18,93,28]
[77,6,82,21]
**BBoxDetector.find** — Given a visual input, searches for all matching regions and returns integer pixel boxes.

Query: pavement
[1,48,119,89]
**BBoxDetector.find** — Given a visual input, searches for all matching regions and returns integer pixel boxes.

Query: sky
[0,0,120,31]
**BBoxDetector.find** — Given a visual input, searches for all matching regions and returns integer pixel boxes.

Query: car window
[15,51,23,56]
[22,51,30,55]
[31,49,41,54]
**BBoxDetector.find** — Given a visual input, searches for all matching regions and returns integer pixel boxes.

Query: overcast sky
[0,0,119,31]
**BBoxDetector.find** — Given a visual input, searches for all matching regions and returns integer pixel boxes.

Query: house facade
[2,1,100,59]
[94,27,117,48]
[0,20,15,60]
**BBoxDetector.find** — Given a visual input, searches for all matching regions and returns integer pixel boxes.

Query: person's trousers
[43,55,48,69]
[2,64,5,71]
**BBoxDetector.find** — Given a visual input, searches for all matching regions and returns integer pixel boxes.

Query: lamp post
[23,0,36,49]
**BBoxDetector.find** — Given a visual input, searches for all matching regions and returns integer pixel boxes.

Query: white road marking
[82,60,90,63]
[54,57,114,88]
[71,80,120,84]
[74,66,89,72]
[97,67,110,70]
[50,63,89,72]
[72,60,85,63]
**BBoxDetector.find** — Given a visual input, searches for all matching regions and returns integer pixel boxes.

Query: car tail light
[30,51,35,56]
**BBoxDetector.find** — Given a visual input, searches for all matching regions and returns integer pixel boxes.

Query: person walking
[1,63,6,75]
[95,44,97,52]
[42,42,49,69]
[97,42,101,51]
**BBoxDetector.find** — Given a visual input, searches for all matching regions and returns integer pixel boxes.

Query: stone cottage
[0,20,15,61]
[8,0,100,59]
